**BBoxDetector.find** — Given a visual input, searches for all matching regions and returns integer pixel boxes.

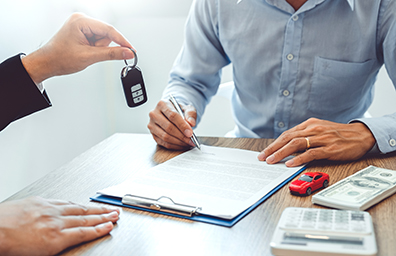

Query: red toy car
[289,172,329,196]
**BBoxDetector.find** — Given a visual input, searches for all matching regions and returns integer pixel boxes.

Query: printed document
[98,145,302,219]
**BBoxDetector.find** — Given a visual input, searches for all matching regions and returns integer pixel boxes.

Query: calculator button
[351,213,365,221]
[351,225,366,232]
[303,211,317,217]
[334,225,349,231]
[301,222,316,228]
[284,222,299,228]
[131,84,142,92]
[133,96,144,103]
[335,219,348,224]
[319,212,332,216]
[286,216,300,222]
[132,90,143,97]
[319,215,332,221]
[317,223,332,230]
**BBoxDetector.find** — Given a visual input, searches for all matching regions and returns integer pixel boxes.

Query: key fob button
[133,96,144,103]
[131,84,142,92]
[132,90,143,97]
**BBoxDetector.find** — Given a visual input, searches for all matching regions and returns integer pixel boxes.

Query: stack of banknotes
[312,165,396,211]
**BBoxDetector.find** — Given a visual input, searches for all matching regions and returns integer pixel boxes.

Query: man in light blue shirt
[148,0,396,166]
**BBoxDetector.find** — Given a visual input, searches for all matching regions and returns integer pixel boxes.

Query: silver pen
[169,94,201,150]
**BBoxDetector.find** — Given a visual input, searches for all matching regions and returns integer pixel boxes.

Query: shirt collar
[237,0,355,11]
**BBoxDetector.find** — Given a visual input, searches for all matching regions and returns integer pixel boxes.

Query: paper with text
[98,145,302,219]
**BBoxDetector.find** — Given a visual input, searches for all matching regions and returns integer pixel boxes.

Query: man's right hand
[148,99,197,150]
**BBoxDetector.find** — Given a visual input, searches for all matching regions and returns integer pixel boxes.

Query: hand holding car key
[121,48,148,107]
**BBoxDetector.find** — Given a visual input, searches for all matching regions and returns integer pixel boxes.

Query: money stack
[312,165,396,211]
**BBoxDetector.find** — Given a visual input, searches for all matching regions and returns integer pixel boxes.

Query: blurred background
[0,0,395,201]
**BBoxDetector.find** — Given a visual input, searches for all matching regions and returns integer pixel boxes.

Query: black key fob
[121,49,148,107]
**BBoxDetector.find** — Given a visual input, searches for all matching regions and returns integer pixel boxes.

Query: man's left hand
[258,118,376,167]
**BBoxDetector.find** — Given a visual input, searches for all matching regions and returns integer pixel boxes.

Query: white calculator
[270,207,377,256]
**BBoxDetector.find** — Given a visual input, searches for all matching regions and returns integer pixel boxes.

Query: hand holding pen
[148,94,201,150]
[169,94,201,150]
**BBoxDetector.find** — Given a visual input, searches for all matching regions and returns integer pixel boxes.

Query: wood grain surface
[6,133,396,256]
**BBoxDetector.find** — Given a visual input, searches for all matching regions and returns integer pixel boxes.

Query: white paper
[99,145,303,219]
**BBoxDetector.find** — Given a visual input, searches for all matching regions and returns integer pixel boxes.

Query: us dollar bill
[312,165,396,210]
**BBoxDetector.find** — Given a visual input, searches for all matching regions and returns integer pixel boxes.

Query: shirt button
[283,90,290,97]
[390,139,396,147]
[278,122,285,128]
[292,15,299,21]
[287,54,294,61]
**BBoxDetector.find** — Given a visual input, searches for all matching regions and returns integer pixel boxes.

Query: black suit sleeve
[0,54,52,131]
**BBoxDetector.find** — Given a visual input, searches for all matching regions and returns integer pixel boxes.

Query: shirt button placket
[274,12,303,137]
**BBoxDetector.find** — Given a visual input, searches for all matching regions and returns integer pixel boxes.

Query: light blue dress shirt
[163,0,396,154]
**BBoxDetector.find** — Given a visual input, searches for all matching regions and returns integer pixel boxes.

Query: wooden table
[8,133,396,256]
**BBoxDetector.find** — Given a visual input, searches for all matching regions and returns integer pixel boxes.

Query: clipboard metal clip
[122,194,201,217]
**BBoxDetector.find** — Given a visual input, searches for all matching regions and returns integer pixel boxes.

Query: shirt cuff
[349,118,396,154]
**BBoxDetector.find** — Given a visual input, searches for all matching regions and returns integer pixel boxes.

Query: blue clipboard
[91,166,306,227]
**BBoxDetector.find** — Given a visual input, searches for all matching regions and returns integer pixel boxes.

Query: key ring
[124,48,138,68]
[122,48,138,78]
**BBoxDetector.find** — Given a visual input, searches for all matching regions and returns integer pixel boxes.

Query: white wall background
[0,0,395,201]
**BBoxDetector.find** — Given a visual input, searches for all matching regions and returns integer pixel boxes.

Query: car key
[121,49,148,107]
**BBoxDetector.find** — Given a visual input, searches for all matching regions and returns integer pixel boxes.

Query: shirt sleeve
[352,0,396,154]
[162,0,230,124]
[0,54,52,132]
